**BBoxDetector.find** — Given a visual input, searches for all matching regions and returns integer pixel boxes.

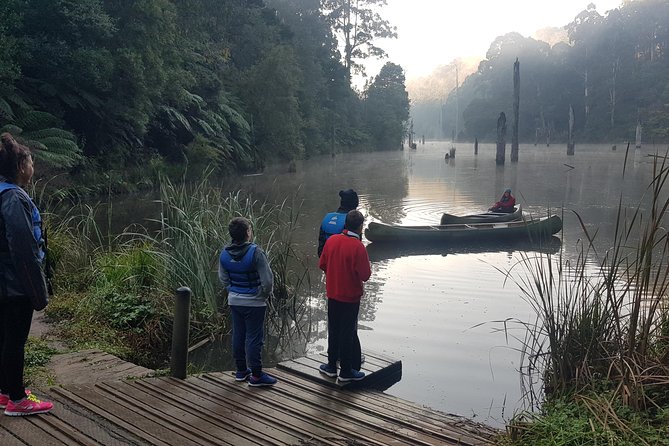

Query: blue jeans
[230,305,266,376]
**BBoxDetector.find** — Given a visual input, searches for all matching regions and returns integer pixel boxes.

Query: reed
[508,146,669,411]
[42,174,310,365]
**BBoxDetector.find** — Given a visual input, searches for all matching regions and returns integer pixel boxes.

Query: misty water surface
[183,141,658,426]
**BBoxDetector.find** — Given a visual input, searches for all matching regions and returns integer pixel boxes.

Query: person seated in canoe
[489,188,516,213]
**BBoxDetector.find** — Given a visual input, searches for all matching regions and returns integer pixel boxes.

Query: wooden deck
[0,350,499,445]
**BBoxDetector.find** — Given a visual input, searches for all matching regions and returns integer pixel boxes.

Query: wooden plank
[0,417,70,446]
[50,386,176,446]
[266,368,496,446]
[44,390,151,446]
[27,416,101,446]
[202,373,446,446]
[88,382,227,446]
[176,376,344,444]
[106,379,299,446]
[0,428,30,446]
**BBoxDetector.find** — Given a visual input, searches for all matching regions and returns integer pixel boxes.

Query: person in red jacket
[489,188,516,213]
[318,210,371,382]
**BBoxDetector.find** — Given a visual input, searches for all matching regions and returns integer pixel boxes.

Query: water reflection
[366,236,562,262]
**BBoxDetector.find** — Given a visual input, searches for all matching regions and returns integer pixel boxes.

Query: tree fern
[16,110,61,131]
[0,97,13,119]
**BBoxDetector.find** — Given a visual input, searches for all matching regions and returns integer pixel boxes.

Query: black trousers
[0,297,33,401]
[327,299,361,373]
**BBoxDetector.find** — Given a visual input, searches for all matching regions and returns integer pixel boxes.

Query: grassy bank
[500,149,669,444]
[41,175,309,369]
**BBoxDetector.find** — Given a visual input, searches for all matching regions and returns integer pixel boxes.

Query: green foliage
[436,1,669,142]
[1,109,83,169]
[503,393,669,446]
[1,0,401,182]
[482,148,669,444]
[321,0,397,78]
[363,62,410,149]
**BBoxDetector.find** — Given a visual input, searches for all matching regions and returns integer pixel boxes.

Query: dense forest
[0,0,409,183]
[412,0,669,144]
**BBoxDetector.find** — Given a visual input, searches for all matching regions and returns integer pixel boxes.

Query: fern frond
[159,106,193,133]
[0,124,23,135]
[23,128,77,142]
[16,111,62,131]
[38,137,82,157]
[0,98,14,120]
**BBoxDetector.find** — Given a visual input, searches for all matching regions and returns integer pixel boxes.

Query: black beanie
[339,189,359,210]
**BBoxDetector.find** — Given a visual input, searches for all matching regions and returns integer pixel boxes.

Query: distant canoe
[440,206,522,225]
[365,215,562,243]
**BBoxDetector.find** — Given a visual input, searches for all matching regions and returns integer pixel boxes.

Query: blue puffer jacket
[0,178,49,310]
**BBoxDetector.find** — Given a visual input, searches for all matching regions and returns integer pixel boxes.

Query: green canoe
[439,205,522,225]
[365,215,563,243]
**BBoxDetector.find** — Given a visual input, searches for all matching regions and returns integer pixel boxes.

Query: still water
[187,141,657,426]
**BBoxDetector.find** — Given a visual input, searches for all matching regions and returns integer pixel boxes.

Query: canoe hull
[440,206,522,225]
[365,215,563,243]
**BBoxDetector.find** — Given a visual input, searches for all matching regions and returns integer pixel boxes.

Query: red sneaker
[4,393,53,416]
[0,390,31,409]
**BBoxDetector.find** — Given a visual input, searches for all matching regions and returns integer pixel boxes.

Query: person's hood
[338,188,359,211]
[224,242,252,261]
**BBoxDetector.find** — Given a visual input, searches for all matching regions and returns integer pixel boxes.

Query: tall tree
[321,0,397,80]
[363,62,409,149]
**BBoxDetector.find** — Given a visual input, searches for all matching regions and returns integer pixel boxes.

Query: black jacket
[0,177,48,310]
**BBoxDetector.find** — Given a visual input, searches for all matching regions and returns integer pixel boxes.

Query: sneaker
[234,368,252,382]
[248,373,277,387]
[4,393,53,416]
[319,364,338,378]
[0,390,31,409]
[338,369,365,382]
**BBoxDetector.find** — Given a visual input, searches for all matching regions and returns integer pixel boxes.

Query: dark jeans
[230,305,266,377]
[0,297,33,400]
[327,299,361,373]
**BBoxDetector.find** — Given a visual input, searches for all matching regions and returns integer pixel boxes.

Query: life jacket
[0,182,45,262]
[321,212,346,240]
[219,244,260,295]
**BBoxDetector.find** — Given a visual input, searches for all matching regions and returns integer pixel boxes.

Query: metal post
[170,286,191,379]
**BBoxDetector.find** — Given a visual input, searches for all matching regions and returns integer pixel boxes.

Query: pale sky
[362,0,623,81]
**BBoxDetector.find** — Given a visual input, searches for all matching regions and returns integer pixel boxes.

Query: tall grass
[508,146,669,412]
[42,174,311,364]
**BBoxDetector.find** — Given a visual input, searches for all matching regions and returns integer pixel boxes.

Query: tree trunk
[609,58,619,128]
[474,137,478,155]
[496,112,507,165]
[567,105,575,155]
[511,58,520,162]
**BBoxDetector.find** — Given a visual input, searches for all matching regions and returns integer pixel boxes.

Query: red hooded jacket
[319,230,371,303]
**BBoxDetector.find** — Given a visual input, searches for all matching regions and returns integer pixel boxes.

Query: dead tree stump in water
[511,58,520,162]
[496,112,507,165]
[567,105,575,155]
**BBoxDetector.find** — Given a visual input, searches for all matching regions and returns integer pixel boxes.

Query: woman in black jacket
[0,132,53,416]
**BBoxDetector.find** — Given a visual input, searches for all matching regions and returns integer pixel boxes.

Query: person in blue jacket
[317,189,364,371]
[318,189,359,257]
[219,217,277,387]
[0,133,53,416]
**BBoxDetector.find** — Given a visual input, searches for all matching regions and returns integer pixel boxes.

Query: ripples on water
[187,142,658,426]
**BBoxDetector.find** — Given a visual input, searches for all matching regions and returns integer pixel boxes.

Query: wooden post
[511,58,520,162]
[474,137,478,155]
[567,105,575,155]
[170,286,192,379]
[496,112,507,165]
